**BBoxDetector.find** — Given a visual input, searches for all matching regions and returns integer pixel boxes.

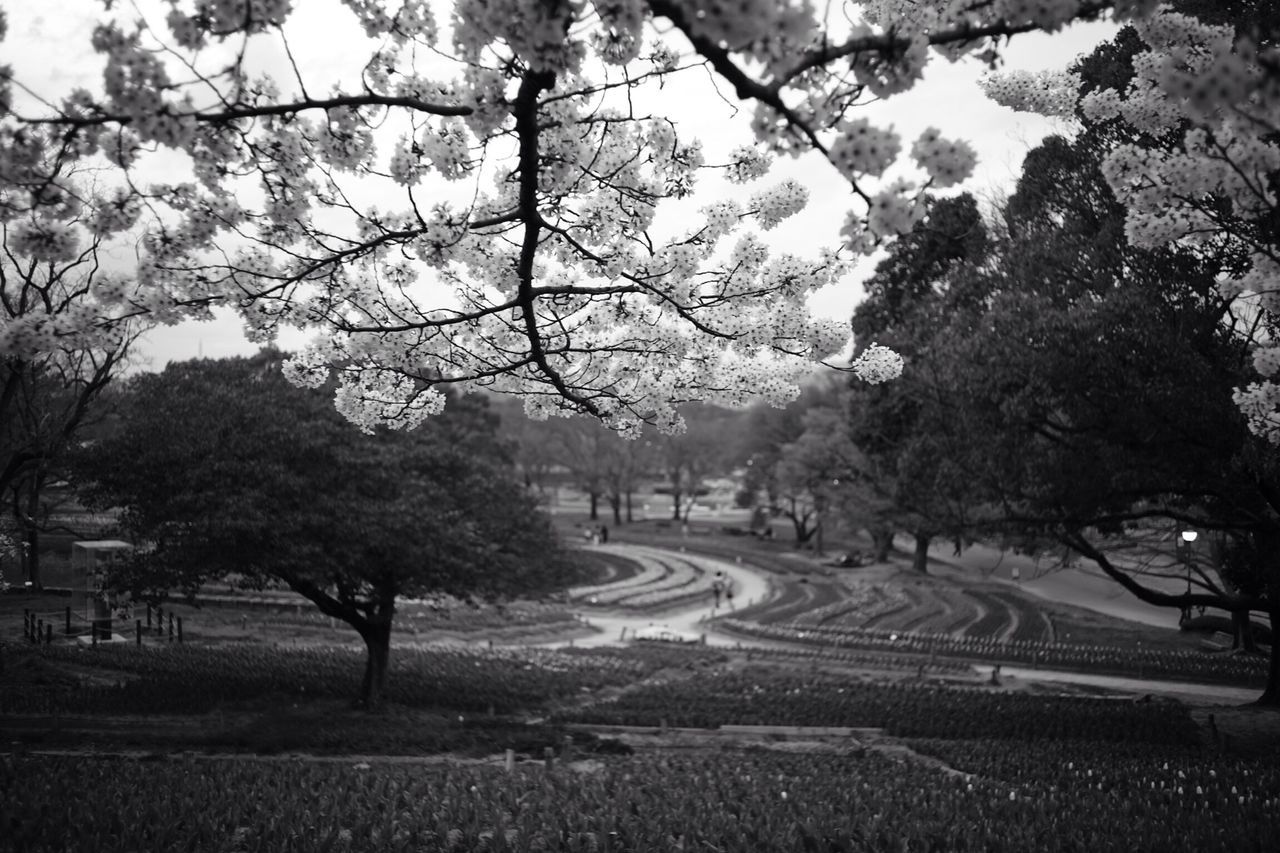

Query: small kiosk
[72,540,133,641]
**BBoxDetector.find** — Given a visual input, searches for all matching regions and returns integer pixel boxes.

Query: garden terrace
[715,620,1268,688]
[555,669,1203,744]
[568,547,721,611]
[961,589,1015,641]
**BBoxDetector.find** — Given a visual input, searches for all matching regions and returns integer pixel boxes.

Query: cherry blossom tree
[0,110,149,585]
[982,3,1280,440]
[3,1,1162,434]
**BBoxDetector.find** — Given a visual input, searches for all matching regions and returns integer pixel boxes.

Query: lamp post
[1180,530,1198,623]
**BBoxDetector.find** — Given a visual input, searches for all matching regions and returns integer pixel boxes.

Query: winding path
[542,544,772,649]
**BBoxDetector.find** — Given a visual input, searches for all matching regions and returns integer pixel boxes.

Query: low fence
[21,604,184,647]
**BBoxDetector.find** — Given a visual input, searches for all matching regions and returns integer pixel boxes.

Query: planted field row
[0,642,723,717]
[745,576,1055,646]
[750,579,846,625]
[717,619,1268,687]
[907,738,1279,795]
[554,670,1202,745]
[7,746,1276,853]
[962,589,1014,640]
[569,547,731,611]
[568,550,670,599]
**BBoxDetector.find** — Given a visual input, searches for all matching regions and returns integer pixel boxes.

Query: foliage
[71,351,573,705]
[7,747,1276,853]
[984,6,1280,442]
[846,193,994,565]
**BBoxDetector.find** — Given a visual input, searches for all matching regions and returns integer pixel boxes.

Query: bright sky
[7,2,1115,372]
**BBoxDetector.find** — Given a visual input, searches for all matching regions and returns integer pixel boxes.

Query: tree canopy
[74,350,575,706]
[10,2,1246,434]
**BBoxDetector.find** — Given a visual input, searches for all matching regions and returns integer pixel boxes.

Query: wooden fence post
[37,619,44,645]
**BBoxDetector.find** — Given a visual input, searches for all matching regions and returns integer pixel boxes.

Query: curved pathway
[541,544,772,649]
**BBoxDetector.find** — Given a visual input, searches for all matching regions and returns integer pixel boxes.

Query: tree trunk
[912,532,931,574]
[609,493,622,526]
[588,491,599,521]
[789,513,813,548]
[625,490,633,523]
[1257,594,1280,707]
[1232,608,1259,653]
[671,491,682,521]
[359,619,393,710]
[869,526,894,563]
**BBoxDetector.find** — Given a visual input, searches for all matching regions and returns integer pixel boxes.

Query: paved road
[541,544,772,649]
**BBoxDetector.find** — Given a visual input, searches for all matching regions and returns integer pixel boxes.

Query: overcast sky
[7,2,1116,372]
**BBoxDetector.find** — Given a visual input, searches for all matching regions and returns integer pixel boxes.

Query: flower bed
[7,746,1276,852]
[555,670,1202,745]
[715,620,1268,687]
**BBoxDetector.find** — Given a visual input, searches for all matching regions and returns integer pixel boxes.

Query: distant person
[712,576,724,608]
[726,586,735,610]
[600,525,609,544]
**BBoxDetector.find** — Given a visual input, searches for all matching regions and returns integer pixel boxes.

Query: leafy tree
[74,352,574,709]
[847,193,994,572]
[952,43,1280,701]
[772,405,864,554]
[657,405,737,522]
[984,6,1280,441]
[733,372,848,543]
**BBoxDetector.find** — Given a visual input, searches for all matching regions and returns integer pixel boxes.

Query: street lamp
[1179,529,1198,623]
[1180,530,1198,591]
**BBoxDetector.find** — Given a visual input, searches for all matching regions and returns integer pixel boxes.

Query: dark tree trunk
[1258,594,1280,707]
[912,532,931,574]
[359,619,393,710]
[609,493,622,526]
[1232,608,1259,653]
[625,490,633,523]
[671,491,682,521]
[789,513,814,548]
[869,526,894,563]
[588,491,599,521]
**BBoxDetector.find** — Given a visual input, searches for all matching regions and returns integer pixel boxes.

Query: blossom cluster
[911,128,977,188]
[851,343,905,385]
[3,0,1183,434]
